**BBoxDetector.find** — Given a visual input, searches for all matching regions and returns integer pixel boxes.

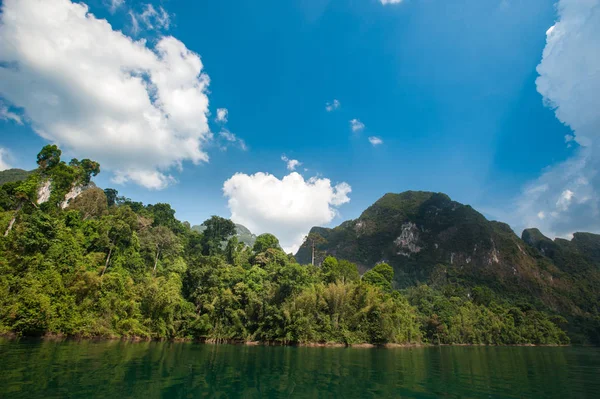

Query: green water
[0,340,598,398]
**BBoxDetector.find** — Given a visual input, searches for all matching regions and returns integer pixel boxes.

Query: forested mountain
[296,191,600,344]
[0,168,32,185]
[0,146,590,345]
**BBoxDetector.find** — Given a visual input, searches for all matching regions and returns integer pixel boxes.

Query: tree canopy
[0,145,571,346]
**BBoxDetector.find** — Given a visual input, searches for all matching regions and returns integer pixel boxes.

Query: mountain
[297,191,535,285]
[0,168,32,185]
[192,223,257,247]
[296,191,600,343]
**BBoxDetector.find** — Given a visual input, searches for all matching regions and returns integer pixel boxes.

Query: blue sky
[1,0,597,252]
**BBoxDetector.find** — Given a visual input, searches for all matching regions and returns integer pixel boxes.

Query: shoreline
[0,333,571,348]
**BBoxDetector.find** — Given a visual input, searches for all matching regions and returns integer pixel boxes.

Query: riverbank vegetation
[0,146,569,345]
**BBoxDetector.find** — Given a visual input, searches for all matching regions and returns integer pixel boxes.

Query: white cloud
[109,0,124,13]
[325,99,340,112]
[0,148,12,171]
[0,102,22,124]
[287,159,301,171]
[129,11,140,35]
[219,129,247,151]
[128,3,170,35]
[368,136,383,146]
[139,4,170,31]
[216,108,228,123]
[0,0,212,190]
[564,134,574,142]
[556,189,574,211]
[380,0,403,4]
[220,130,236,142]
[350,118,365,133]
[537,211,546,220]
[223,172,351,253]
[516,0,600,238]
[281,155,301,171]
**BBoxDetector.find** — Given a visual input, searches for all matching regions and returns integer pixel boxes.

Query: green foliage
[252,233,281,253]
[405,285,569,345]
[199,215,236,256]
[67,188,108,219]
[15,173,41,203]
[36,145,62,170]
[363,263,394,292]
[104,188,119,207]
[69,158,100,184]
[322,256,359,284]
[0,147,575,346]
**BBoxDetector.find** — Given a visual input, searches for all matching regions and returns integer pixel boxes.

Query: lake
[0,339,598,398]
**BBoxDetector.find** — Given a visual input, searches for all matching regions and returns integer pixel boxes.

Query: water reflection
[0,339,598,398]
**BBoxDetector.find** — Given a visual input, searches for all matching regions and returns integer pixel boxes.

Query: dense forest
[0,146,570,345]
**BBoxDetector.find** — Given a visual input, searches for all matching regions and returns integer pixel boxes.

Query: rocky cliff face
[60,184,91,209]
[36,179,92,207]
[36,180,52,204]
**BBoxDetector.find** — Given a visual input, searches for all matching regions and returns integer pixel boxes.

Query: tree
[322,256,359,284]
[149,203,177,228]
[303,232,327,266]
[200,216,236,255]
[36,145,62,170]
[98,207,139,276]
[100,219,133,276]
[67,187,108,219]
[79,159,101,184]
[362,263,394,292]
[4,175,40,236]
[140,226,180,275]
[226,236,250,267]
[253,233,281,253]
[69,158,100,184]
[104,188,119,207]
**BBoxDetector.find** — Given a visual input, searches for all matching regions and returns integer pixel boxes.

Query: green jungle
[2,145,599,346]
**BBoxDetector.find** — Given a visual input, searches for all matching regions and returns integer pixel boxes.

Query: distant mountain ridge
[295,191,600,343]
[0,168,32,185]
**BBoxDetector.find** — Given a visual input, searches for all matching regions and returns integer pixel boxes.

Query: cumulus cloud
[0,0,212,190]
[380,0,403,4]
[216,108,228,123]
[368,136,383,146]
[281,155,301,171]
[223,172,351,253]
[325,99,340,112]
[219,129,247,151]
[0,148,12,171]
[350,119,365,133]
[517,0,600,237]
